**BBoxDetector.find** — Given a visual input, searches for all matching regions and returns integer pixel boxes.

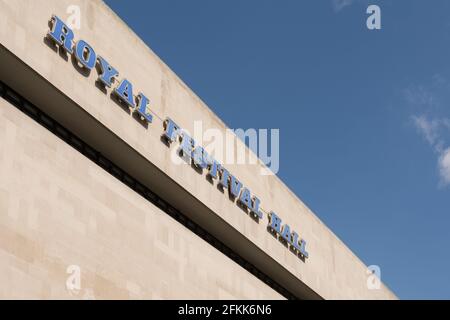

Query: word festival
[46,15,309,261]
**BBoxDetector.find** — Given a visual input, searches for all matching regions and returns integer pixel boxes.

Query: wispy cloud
[439,148,450,185]
[332,0,355,12]
[404,86,437,110]
[412,115,446,153]
[412,115,450,185]
[408,78,450,186]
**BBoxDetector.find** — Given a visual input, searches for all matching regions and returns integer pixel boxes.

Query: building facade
[0,0,396,299]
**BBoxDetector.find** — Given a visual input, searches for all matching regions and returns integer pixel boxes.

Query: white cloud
[404,86,436,109]
[332,0,355,12]
[405,74,450,186]
[412,115,450,185]
[439,148,450,185]
[412,115,439,146]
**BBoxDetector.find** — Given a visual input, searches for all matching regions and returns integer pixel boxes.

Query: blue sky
[104,0,450,299]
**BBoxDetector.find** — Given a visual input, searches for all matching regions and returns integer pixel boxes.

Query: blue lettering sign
[47,15,74,53]
[74,40,96,70]
[45,16,309,261]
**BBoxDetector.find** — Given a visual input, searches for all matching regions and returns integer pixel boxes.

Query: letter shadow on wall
[71,54,91,78]
[109,92,131,115]
[236,200,260,224]
[43,35,69,62]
